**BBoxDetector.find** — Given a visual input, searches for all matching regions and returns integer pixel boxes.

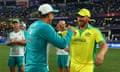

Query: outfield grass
[0,44,120,72]
[0,44,9,72]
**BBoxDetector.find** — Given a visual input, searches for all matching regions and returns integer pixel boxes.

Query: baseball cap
[12,21,18,24]
[38,4,59,15]
[12,19,20,23]
[76,8,91,17]
[20,23,26,27]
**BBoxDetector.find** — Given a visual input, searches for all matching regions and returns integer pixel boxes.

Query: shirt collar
[87,24,93,29]
[75,23,93,29]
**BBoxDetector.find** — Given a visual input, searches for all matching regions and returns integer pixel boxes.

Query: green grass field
[0,44,120,72]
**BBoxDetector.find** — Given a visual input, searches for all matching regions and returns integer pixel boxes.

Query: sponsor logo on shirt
[73,38,86,42]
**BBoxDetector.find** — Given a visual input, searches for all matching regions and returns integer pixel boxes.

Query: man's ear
[88,17,91,21]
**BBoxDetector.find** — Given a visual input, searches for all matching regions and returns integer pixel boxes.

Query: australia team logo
[85,32,91,37]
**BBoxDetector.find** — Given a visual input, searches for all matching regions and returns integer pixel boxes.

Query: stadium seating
[0,0,120,42]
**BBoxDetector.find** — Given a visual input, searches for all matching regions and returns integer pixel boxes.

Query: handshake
[55,21,75,32]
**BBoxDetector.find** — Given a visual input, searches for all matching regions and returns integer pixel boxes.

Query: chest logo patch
[85,32,91,37]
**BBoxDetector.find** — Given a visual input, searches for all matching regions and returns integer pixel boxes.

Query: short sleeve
[95,29,105,43]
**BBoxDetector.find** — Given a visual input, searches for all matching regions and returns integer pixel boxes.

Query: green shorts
[56,55,69,67]
[8,56,24,67]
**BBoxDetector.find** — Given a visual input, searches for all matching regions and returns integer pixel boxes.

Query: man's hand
[6,41,14,45]
[7,38,18,45]
[95,42,108,66]
[67,25,75,31]
[94,53,104,66]
[13,38,17,43]
[64,48,69,51]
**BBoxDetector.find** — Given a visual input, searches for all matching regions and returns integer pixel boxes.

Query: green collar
[75,24,93,29]
[87,24,93,29]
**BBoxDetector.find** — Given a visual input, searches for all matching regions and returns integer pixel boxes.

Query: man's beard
[78,22,85,27]
[78,21,88,27]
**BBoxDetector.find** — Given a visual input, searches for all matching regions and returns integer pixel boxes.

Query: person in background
[56,20,70,72]
[20,22,27,31]
[6,21,26,72]
[17,22,27,72]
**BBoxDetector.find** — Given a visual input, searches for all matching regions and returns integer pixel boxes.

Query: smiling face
[12,22,20,32]
[77,15,90,27]
[59,21,66,28]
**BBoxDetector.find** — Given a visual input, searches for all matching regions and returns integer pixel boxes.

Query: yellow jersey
[70,24,105,64]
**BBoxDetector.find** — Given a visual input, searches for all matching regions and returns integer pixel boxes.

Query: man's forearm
[16,40,26,45]
[99,42,108,56]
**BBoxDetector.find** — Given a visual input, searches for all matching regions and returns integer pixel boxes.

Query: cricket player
[70,8,108,72]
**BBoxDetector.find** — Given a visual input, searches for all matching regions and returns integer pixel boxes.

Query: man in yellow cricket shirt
[70,8,108,72]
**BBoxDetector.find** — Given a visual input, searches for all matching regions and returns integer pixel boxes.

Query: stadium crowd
[0,0,120,43]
